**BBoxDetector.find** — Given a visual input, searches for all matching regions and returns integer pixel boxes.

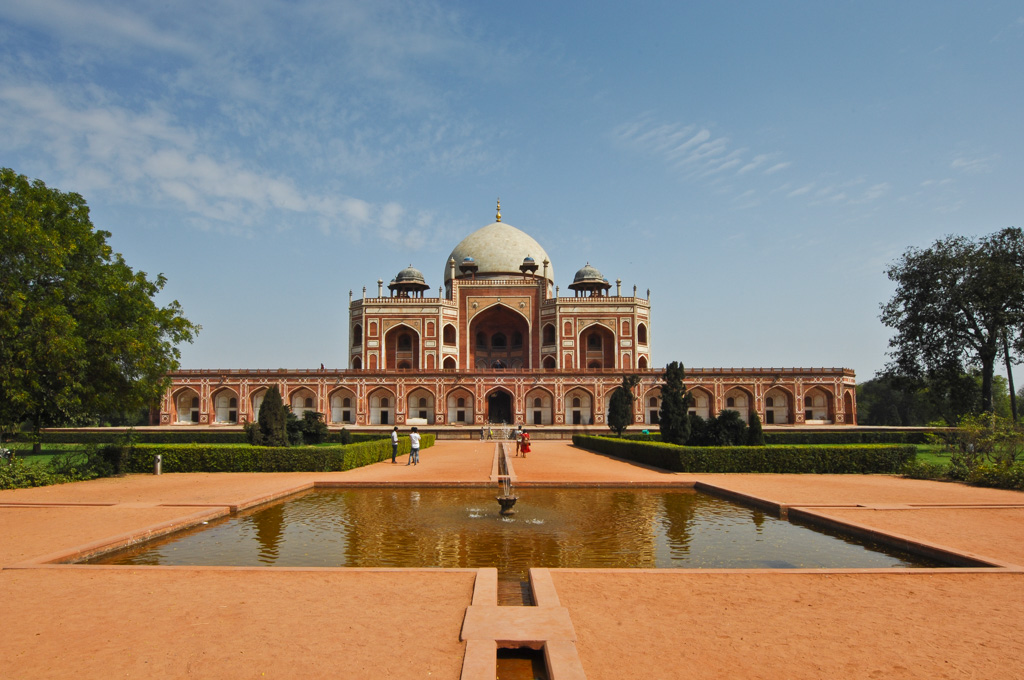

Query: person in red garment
[520,431,530,457]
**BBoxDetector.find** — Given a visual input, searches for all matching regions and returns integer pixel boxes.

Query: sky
[2,1,1022,384]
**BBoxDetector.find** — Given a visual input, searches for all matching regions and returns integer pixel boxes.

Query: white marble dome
[444,221,554,285]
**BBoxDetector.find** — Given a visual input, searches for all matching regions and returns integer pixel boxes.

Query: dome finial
[496,198,501,222]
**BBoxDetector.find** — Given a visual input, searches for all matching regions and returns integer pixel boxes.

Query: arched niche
[174,388,201,424]
[212,388,238,424]
[564,387,594,425]
[688,387,713,420]
[764,386,794,425]
[525,387,554,426]
[446,387,475,424]
[289,387,317,418]
[407,388,435,423]
[385,325,420,370]
[329,388,356,424]
[368,388,395,425]
[469,304,530,370]
[579,324,615,370]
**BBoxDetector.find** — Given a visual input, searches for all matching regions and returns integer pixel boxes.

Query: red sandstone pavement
[2,440,1023,679]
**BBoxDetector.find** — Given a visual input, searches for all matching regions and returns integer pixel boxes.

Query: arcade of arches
[164,370,855,427]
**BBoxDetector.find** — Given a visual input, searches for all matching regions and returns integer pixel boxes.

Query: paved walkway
[2,440,1022,679]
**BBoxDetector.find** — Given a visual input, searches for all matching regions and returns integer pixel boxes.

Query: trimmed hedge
[619,430,935,445]
[574,435,915,474]
[10,430,386,445]
[763,430,934,445]
[118,434,435,473]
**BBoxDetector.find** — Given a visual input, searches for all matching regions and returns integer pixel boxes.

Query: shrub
[573,435,915,474]
[900,460,948,480]
[1,456,77,489]
[300,411,329,445]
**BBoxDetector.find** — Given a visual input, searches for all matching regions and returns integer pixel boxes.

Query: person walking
[407,426,421,465]
[520,430,531,457]
[390,426,399,464]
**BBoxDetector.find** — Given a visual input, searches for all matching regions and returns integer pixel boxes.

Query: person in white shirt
[390,426,399,464]
[407,427,421,465]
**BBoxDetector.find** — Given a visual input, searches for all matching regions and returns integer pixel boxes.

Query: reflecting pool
[88,488,942,578]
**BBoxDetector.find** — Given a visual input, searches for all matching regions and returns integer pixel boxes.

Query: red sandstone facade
[160,211,857,428]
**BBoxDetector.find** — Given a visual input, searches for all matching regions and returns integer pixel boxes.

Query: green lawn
[914,445,951,467]
[2,443,93,467]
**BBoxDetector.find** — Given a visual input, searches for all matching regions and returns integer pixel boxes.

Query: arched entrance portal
[487,389,513,424]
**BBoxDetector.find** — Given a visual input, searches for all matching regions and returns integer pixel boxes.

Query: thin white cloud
[950,154,998,174]
[787,183,815,198]
[0,81,410,239]
[737,154,768,175]
[0,0,201,55]
[611,115,790,187]
[764,162,791,175]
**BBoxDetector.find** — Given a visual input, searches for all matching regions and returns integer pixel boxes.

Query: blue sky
[2,1,1022,383]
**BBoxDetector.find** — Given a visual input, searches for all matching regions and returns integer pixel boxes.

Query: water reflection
[90,488,941,578]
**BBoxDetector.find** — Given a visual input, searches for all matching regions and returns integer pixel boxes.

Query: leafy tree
[257,386,289,446]
[858,369,1013,426]
[608,374,641,436]
[881,228,1024,414]
[658,362,692,445]
[747,410,765,446]
[715,410,748,446]
[301,411,329,445]
[286,409,304,446]
[0,168,198,439]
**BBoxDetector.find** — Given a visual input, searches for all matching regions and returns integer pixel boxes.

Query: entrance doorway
[487,390,512,424]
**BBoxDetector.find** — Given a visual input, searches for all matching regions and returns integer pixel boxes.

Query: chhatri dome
[443,201,554,286]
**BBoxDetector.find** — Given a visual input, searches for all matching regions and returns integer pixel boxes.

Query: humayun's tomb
[160,204,857,430]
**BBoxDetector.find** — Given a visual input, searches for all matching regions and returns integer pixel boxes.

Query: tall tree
[658,361,692,445]
[257,386,289,446]
[747,410,765,446]
[880,228,1024,414]
[607,374,641,436]
[0,168,198,438]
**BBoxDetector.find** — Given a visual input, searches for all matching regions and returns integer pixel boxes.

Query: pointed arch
[288,386,318,418]
[368,387,396,425]
[446,387,475,424]
[643,386,662,425]
[211,387,239,424]
[329,387,357,424]
[172,387,201,424]
[249,387,268,423]
[384,324,420,370]
[564,387,594,425]
[407,387,436,423]
[803,386,834,422]
[469,303,531,370]
[763,386,795,425]
[578,323,615,369]
[525,386,554,426]
[722,386,753,422]
[688,386,713,420]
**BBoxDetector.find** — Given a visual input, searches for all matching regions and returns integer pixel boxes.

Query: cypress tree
[747,410,766,446]
[659,361,692,445]
[608,375,641,437]
[257,386,289,446]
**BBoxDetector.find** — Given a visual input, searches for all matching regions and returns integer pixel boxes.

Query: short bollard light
[154,454,162,475]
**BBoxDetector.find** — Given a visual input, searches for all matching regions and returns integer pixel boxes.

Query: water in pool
[89,487,940,577]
